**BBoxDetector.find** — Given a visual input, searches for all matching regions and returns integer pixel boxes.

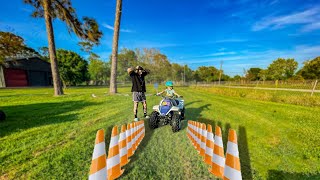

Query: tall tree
[109,0,122,94]
[267,58,298,80]
[298,57,320,79]
[89,53,110,85]
[117,48,138,82]
[246,68,262,81]
[24,0,102,96]
[0,31,39,62]
[195,66,219,82]
[56,49,88,87]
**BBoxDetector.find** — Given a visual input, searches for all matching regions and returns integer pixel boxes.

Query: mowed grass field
[0,86,319,179]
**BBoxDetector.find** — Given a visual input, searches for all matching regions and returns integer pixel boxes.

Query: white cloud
[175,44,320,68]
[252,7,320,32]
[301,22,320,32]
[102,23,133,33]
[214,39,248,43]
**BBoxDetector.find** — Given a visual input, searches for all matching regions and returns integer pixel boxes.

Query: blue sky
[1,0,320,76]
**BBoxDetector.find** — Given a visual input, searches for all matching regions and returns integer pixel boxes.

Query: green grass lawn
[0,86,319,179]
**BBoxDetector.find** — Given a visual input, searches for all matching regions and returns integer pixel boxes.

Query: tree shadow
[267,170,320,180]
[182,102,211,130]
[193,118,253,180]
[238,126,253,180]
[0,101,102,137]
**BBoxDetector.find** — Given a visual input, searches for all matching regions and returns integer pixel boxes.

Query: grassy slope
[0,87,319,179]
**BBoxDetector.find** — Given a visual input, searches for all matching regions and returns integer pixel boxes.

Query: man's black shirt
[129,70,149,92]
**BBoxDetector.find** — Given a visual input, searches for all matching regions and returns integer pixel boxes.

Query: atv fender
[170,106,179,112]
[153,105,159,111]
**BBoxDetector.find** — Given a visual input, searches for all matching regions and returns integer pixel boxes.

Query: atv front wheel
[149,111,159,129]
[171,113,181,132]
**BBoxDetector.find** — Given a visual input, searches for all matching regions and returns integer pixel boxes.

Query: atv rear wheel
[149,111,159,129]
[171,113,181,132]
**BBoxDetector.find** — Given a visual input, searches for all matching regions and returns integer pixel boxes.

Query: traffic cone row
[187,120,242,180]
[89,120,145,180]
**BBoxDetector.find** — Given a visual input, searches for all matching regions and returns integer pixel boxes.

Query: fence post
[311,80,318,96]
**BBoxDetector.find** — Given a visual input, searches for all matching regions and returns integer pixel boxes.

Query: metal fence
[177,80,319,96]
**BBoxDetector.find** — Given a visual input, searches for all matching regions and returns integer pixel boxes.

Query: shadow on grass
[267,170,320,180]
[0,101,102,137]
[190,116,253,180]
[181,101,211,130]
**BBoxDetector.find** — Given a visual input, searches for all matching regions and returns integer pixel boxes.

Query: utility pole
[183,64,186,85]
[218,60,223,85]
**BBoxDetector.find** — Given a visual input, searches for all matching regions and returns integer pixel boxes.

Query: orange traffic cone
[133,122,138,151]
[131,122,137,152]
[196,122,201,152]
[187,121,192,140]
[137,121,143,145]
[126,123,133,157]
[204,124,214,165]
[200,123,207,157]
[119,125,130,167]
[209,126,225,178]
[141,120,145,140]
[191,121,196,146]
[107,126,124,180]
[89,129,107,180]
[223,129,242,180]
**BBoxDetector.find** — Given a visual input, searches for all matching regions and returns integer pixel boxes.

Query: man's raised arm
[127,67,134,75]
[143,69,150,75]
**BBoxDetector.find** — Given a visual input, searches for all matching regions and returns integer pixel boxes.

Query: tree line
[1,30,320,88]
[243,57,320,81]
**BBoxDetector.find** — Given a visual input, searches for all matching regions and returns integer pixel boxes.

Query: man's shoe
[134,118,139,122]
[145,115,150,119]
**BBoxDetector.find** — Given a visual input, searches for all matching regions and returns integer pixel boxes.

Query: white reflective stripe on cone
[119,132,126,142]
[212,153,225,167]
[92,142,106,159]
[107,154,120,169]
[120,147,127,157]
[224,165,242,180]
[202,130,207,137]
[127,140,132,149]
[227,142,239,157]
[110,136,118,148]
[89,167,107,180]
[215,136,223,147]
[208,132,214,141]
[205,146,213,156]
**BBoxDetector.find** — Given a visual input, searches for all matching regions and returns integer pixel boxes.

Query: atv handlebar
[155,94,183,99]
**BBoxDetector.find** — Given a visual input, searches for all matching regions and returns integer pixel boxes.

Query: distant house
[0,57,52,87]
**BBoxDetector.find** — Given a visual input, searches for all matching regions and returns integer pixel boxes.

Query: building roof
[2,56,51,72]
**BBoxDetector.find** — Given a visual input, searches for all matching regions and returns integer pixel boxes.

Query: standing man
[127,66,150,121]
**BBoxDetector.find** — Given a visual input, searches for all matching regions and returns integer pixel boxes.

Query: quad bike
[149,95,185,132]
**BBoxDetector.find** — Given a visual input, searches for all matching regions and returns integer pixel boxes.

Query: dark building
[0,57,52,87]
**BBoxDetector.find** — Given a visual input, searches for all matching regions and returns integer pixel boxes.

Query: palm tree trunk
[43,0,63,96]
[109,0,122,94]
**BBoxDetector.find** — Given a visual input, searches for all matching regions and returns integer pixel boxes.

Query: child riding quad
[149,81,185,132]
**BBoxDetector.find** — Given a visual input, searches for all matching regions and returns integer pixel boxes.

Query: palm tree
[109,0,122,94]
[24,0,102,96]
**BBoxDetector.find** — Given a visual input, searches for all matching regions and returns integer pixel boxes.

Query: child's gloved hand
[156,93,160,96]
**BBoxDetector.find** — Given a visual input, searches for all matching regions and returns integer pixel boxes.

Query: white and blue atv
[149,95,185,132]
